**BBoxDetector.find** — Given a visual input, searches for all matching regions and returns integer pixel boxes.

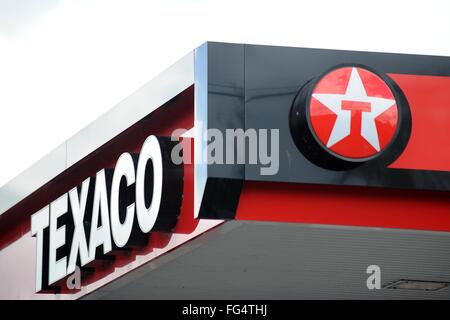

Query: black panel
[198,178,243,220]
[244,44,450,191]
[207,42,245,180]
[196,42,450,220]
[152,137,184,232]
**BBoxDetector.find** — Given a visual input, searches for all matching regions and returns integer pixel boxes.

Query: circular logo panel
[290,64,411,170]
[309,66,399,160]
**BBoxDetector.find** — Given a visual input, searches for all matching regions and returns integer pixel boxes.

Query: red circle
[309,66,398,159]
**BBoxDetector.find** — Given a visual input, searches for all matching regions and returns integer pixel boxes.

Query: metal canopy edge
[0,50,195,217]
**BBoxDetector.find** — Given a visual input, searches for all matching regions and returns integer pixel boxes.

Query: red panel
[236,181,450,232]
[389,74,450,171]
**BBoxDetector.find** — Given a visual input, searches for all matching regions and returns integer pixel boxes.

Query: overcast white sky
[0,0,449,187]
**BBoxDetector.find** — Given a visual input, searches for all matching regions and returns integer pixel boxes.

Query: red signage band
[388,73,450,172]
[236,181,450,232]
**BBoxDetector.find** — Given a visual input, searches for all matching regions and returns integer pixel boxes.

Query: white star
[312,68,396,151]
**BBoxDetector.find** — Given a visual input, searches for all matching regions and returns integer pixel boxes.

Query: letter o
[110,152,136,248]
[135,135,163,233]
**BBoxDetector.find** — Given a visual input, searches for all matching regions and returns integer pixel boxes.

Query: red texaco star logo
[309,66,399,159]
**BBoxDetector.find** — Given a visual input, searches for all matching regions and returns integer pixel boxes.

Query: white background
[0,0,449,187]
